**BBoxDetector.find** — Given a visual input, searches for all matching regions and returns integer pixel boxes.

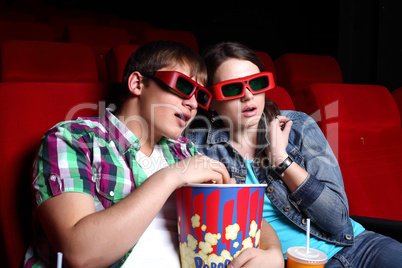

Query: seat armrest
[351,215,402,242]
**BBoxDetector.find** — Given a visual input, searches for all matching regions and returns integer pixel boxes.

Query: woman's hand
[266,115,292,166]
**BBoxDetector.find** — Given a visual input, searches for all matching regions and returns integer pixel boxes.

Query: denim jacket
[186,110,354,246]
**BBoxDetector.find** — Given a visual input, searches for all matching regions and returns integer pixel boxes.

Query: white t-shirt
[122,144,181,267]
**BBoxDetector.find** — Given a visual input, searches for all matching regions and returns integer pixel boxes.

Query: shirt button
[133,142,139,148]
[50,175,57,181]
[109,191,114,197]
[345,234,352,240]
[283,206,291,212]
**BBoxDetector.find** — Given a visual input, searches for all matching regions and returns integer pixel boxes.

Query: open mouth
[175,113,190,122]
[243,105,257,113]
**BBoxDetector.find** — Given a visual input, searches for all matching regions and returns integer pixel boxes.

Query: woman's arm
[266,111,350,234]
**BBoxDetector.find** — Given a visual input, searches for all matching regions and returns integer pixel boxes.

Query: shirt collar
[206,113,270,150]
[100,108,141,155]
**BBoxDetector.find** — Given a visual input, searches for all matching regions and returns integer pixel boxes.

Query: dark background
[3,0,402,92]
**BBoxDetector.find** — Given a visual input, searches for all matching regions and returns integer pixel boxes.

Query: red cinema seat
[105,44,140,83]
[0,21,53,43]
[108,19,152,44]
[138,28,199,52]
[64,25,130,81]
[304,82,402,220]
[0,11,36,22]
[0,40,98,82]
[254,50,294,110]
[274,53,343,96]
[265,86,295,111]
[0,81,109,268]
[274,53,343,114]
[47,15,98,41]
[392,87,402,125]
[254,50,277,81]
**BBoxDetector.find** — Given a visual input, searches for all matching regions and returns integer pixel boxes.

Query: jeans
[325,230,402,268]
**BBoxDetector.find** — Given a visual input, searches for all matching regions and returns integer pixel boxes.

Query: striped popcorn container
[176,183,267,268]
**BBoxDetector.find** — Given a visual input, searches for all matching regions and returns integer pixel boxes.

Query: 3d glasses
[141,71,212,110]
[209,72,275,101]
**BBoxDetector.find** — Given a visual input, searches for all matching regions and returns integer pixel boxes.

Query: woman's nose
[241,88,254,101]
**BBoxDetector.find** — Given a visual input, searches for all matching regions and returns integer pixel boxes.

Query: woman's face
[211,58,266,131]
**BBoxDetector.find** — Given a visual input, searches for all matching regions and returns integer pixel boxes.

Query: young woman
[187,41,402,267]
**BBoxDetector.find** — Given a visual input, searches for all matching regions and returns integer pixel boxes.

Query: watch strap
[274,156,293,175]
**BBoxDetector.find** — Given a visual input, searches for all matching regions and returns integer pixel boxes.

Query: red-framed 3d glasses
[141,71,212,110]
[209,72,275,101]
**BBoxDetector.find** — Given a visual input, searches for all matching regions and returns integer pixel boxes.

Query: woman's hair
[119,40,207,106]
[201,41,279,121]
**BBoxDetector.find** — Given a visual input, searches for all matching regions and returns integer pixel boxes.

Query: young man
[24,41,283,267]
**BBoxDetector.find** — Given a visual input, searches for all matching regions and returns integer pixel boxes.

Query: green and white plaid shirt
[24,109,198,267]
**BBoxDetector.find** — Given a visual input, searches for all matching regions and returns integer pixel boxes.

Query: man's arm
[38,155,232,268]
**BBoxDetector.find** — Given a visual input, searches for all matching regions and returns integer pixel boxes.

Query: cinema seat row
[1,8,402,268]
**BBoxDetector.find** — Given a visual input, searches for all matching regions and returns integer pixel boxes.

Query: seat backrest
[64,24,130,47]
[47,15,98,41]
[0,81,110,268]
[0,40,98,82]
[108,19,152,44]
[138,28,198,52]
[64,25,131,82]
[304,83,402,220]
[105,44,140,83]
[392,87,402,125]
[254,50,277,82]
[265,86,295,111]
[0,21,54,43]
[274,53,343,96]
[0,11,36,22]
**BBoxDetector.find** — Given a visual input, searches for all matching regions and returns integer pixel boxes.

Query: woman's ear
[127,71,143,96]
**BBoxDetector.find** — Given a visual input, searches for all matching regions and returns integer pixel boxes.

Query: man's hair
[119,40,207,106]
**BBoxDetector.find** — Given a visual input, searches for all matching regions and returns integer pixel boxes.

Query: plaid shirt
[24,109,198,267]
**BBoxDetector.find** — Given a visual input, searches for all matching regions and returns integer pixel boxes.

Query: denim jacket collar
[206,113,270,157]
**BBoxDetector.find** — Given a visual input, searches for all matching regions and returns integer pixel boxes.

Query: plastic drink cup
[176,183,267,268]
[286,246,328,268]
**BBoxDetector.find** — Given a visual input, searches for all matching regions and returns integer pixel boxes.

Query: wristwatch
[274,156,293,175]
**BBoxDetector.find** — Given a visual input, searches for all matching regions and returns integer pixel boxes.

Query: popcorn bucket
[176,183,267,268]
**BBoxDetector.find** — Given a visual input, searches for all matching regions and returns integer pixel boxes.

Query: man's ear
[128,71,143,96]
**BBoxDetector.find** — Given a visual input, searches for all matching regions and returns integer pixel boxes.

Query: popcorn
[205,232,219,246]
[242,237,253,249]
[187,234,198,251]
[255,229,261,247]
[249,220,258,238]
[225,223,240,240]
[192,214,201,228]
[176,184,266,268]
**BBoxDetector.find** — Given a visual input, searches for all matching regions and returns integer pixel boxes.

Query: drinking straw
[57,252,63,268]
[306,218,310,254]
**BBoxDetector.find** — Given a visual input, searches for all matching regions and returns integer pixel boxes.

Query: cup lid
[286,246,327,264]
[185,183,267,188]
